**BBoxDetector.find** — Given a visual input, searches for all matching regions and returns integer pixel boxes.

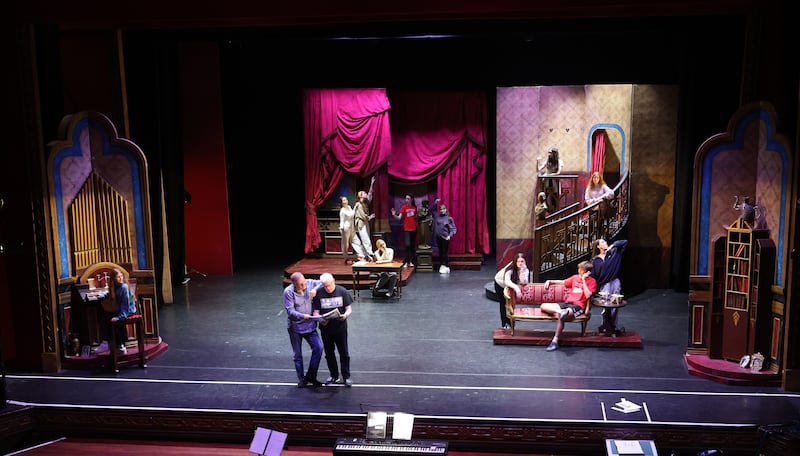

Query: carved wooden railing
[533,171,630,281]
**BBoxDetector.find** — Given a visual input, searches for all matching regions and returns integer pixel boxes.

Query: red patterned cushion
[516,283,565,303]
[514,307,546,317]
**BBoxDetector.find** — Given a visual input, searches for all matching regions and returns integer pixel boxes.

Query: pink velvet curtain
[303,89,392,253]
[388,91,490,255]
[303,89,490,256]
[591,129,606,174]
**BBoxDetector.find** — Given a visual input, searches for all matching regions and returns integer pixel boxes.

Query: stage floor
[5,257,800,454]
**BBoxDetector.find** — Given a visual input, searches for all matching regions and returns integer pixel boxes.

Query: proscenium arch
[586,124,626,174]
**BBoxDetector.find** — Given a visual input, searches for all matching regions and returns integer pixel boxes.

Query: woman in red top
[391,194,418,268]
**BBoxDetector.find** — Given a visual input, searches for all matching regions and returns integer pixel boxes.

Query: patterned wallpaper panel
[704,121,783,251]
[496,87,539,240]
[496,85,635,240]
[628,85,678,250]
[693,103,791,284]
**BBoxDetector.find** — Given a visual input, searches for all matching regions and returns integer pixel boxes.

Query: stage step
[684,354,781,386]
[432,253,483,271]
[493,328,642,348]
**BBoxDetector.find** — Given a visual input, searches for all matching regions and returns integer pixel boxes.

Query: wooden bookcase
[709,236,727,358]
[751,237,776,363]
[721,219,774,362]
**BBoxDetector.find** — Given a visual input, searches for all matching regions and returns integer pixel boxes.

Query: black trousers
[321,325,350,380]
[495,281,511,327]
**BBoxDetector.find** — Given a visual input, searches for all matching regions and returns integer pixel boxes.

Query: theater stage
[4,257,799,456]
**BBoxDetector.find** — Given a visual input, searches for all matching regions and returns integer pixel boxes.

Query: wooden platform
[283,256,415,289]
[492,328,642,348]
[684,354,782,386]
[283,253,483,290]
[61,341,169,371]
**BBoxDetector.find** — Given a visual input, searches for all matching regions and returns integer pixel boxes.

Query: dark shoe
[297,380,306,388]
[344,378,353,387]
[324,376,337,385]
[546,341,559,352]
[304,379,323,388]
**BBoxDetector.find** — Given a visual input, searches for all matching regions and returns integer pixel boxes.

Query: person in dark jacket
[432,199,457,274]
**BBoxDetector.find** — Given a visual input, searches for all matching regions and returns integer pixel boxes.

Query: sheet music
[391,412,414,440]
[366,411,387,439]
[615,440,644,454]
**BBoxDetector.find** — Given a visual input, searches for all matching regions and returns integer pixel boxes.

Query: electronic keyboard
[334,437,448,455]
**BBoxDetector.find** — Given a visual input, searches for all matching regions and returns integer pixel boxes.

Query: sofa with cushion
[504,283,592,336]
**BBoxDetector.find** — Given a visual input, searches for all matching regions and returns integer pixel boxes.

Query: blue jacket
[112,282,137,319]
[284,278,322,334]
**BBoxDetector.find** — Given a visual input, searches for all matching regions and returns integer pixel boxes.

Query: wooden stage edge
[492,328,643,348]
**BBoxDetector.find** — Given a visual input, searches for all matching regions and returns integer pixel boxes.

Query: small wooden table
[592,295,627,336]
[351,261,404,299]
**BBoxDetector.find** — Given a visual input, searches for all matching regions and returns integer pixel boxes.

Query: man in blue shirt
[283,272,324,387]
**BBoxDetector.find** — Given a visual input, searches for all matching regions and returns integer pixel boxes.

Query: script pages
[366,411,387,439]
[364,411,415,441]
[311,308,341,322]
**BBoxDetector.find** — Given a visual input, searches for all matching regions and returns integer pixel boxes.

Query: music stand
[249,427,287,456]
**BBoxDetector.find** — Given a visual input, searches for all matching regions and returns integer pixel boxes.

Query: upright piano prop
[47,111,167,369]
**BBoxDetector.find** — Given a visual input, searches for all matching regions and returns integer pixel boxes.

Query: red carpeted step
[492,328,642,348]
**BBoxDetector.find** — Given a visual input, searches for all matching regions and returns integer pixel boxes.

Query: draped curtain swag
[303,89,490,256]
[387,91,490,255]
[303,88,392,253]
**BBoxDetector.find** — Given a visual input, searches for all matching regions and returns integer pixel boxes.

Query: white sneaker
[445,266,451,273]
[92,341,109,354]
[116,345,127,355]
[439,265,447,274]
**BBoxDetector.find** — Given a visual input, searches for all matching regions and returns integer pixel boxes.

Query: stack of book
[611,398,641,414]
